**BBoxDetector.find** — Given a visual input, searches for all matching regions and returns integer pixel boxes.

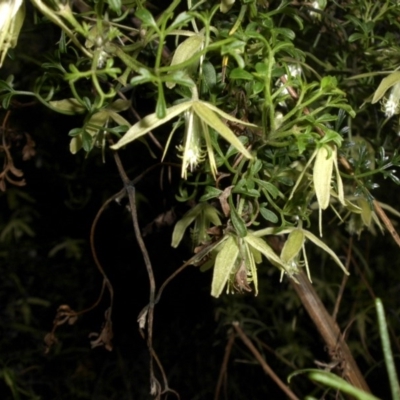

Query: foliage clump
[2,0,400,398]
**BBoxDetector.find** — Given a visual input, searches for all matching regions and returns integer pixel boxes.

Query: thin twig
[254,338,297,370]
[214,329,235,400]
[332,237,353,322]
[232,322,300,400]
[154,238,222,305]
[112,150,159,396]
[291,270,371,392]
[82,189,124,314]
[373,200,400,248]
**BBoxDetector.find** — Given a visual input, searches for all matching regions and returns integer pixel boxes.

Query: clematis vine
[111,86,255,178]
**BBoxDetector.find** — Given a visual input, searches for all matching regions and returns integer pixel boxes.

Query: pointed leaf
[166,34,204,89]
[168,12,193,31]
[199,101,258,127]
[372,72,400,104]
[192,101,253,159]
[259,207,279,223]
[308,371,379,400]
[220,0,235,13]
[111,102,192,149]
[204,206,222,226]
[135,8,157,29]
[244,242,258,295]
[302,230,349,275]
[86,110,109,136]
[211,235,239,297]
[106,110,130,127]
[244,234,285,269]
[333,154,345,205]
[281,229,304,264]
[229,68,254,80]
[156,81,167,118]
[229,196,247,237]
[108,99,131,112]
[171,203,203,248]
[49,98,86,115]
[358,198,372,228]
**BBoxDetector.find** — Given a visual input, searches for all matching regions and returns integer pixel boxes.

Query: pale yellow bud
[314,145,334,211]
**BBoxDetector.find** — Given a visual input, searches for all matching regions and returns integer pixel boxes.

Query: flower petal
[211,235,239,298]
[302,229,349,275]
[313,145,334,210]
[281,229,304,264]
[244,233,285,270]
[192,101,253,159]
[111,102,192,149]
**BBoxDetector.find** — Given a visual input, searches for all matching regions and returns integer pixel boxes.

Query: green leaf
[130,68,155,86]
[107,99,131,113]
[0,79,13,92]
[86,110,109,136]
[156,82,167,119]
[49,98,86,115]
[168,12,193,31]
[171,204,202,248]
[249,159,263,176]
[348,33,366,43]
[320,76,337,91]
[229,68,254,81]
[254,179,279,199]
[199,186,223,201]
[259,207,278,223]
[308,371,380,400]
[81,130,93,152]
[220,0,235,13]
[274,27,295,40]
[281,229,304,264]
[166,34,204,89]
[211,235,239,297]
[204,205,222,226]
[1,93,13,109]
[376,298,400,400]
[202,61,217,92]
[135,8,157,29]
[228,197,247,238]
[255,62,268,75]
[165,70,195,88]
[244,242,258,295]
[107,111,130,128]
[107,0,122,14]
[372,72,400,104]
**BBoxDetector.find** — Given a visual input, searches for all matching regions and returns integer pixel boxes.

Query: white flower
[382,83,400,118]
[309,0,327,19]
[111,87,255,180]
[177,111,206,177]
[0,0,25,67]
[277,65,302,105]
